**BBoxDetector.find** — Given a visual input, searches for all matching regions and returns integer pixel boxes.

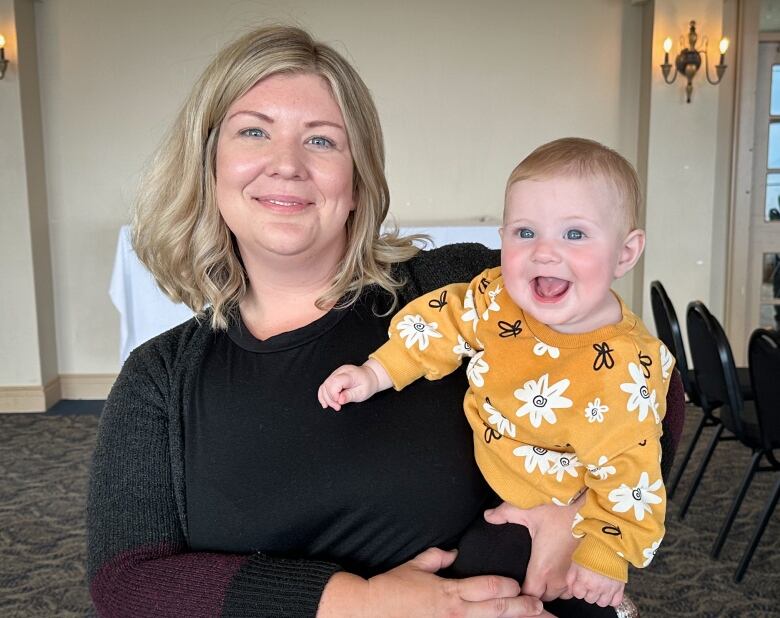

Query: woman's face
[215,72,355,268]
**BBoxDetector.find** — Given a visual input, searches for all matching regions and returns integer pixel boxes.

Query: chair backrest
[748,328,780,449]
[686,301,744,436]
[650,281,698,404]
[686,300,743,437]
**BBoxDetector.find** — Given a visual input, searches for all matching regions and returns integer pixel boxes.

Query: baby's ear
[614,229,645,278]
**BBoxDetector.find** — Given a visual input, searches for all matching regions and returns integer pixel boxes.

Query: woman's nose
[265,141,306,180]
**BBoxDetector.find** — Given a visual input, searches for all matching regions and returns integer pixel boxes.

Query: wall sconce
[660,21,729,103]
[0,35,8,80]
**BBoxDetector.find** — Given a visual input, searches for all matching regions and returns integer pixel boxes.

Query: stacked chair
[650,283,775,582]
[734,328,780,581]
[649,281,703,500]
[649,282,753,516]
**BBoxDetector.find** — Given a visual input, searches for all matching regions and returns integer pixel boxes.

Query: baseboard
[0,385,47,412]
[0,374,117,412]
[59,374,117,399]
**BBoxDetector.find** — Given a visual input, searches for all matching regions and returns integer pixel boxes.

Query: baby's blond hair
[505,137,641,231]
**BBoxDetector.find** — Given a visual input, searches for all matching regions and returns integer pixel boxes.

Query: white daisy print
[533,339,560,359]
[620,362,659,422]
[660,344,674,380]
[514,373,572,428]
[452,335,476,359]
[396,314,443,351]
[571,512,585,538]
[461,289,479,332]
[481,285,502,320]
[608,471,664,521]
[484,400,516,438]
[466,351,489,387]
[586,455,617,480]
[642,538,663,567]
[549,452,582,482]
[513,444,557,474]
[584,398,609,423]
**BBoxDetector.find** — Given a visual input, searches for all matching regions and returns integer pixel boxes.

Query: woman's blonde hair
[133,25,422,329]
[505,137,642,231]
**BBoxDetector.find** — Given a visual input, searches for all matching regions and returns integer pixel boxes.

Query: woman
[87,25,683,617]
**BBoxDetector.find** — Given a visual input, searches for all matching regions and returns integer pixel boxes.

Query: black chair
[650,281,701,499]
[683,302,779,583]
[727,328,780,582]
[677,301,763,523]
[650,282,753,502]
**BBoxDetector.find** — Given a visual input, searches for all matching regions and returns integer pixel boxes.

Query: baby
[319,137,674,609]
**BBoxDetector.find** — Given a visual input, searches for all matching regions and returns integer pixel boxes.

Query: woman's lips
[253,194,314,213]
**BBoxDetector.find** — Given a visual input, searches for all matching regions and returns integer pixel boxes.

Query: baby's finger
[569,580,587,601]
[319,384,341,411]
[610,589,624,608]
[583,588,600,605]
[338,389,352,406]
[594,591,611,608]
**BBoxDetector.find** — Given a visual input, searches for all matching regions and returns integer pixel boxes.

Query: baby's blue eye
[308,136,335,149]
[565,229,584,240]
[240,128,268,138]
[517,228,534,239]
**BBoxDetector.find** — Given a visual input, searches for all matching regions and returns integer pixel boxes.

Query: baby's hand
[318,363,380,411]
[565,562,624,608]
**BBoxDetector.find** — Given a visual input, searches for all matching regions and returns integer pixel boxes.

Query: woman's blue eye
[308,136,334,149]
[240,128,267,138]
[517,228,534,239]
[565,229,584,240]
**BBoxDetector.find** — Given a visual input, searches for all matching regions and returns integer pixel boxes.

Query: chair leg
[678,424,724,520]
[734,475,780,583]
[667,413,710,500]
[711,450,762,559]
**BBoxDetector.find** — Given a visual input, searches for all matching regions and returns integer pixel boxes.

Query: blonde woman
[87,26,684,618]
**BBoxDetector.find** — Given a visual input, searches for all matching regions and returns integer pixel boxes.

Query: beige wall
[1,0,738,402]
[642,0,735,359]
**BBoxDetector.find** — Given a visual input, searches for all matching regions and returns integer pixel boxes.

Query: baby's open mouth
[533,276,570,303]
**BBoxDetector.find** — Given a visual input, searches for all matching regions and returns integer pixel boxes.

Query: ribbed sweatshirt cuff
[572,537,628,583]
[221,553,342,617]
[370,342,427,390]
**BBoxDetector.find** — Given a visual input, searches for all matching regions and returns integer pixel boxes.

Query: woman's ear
[614,229,645,278]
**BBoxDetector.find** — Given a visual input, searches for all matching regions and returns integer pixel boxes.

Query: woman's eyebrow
[305,120,345,131]
[227,110,274,123]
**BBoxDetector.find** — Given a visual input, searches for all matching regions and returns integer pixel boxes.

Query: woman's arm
[87,340,341,617]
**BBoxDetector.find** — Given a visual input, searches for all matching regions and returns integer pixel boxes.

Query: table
[110,223,500,364]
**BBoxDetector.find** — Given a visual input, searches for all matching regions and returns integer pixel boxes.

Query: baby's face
[500,173,642,334]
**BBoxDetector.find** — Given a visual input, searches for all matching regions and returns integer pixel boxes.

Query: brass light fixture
[0,35,8,80]
[660,21,729,103]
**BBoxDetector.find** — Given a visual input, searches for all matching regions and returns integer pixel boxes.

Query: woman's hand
[319,547,557,618]
[484,501,581,602]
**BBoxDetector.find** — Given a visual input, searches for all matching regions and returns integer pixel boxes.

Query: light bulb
[663,37,673,53]
[719,37,730,54]
[0,35,6,48]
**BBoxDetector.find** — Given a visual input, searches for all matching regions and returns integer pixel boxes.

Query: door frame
[726,0,763,364]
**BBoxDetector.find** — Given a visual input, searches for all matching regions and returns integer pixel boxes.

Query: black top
[186,286,492,576]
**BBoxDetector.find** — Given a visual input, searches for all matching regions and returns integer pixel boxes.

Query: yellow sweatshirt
[371,267,674,582]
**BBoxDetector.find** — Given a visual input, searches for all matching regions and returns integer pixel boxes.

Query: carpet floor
[0,404,777,617]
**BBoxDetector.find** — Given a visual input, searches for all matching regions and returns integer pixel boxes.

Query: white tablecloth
[109,223,500,364]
